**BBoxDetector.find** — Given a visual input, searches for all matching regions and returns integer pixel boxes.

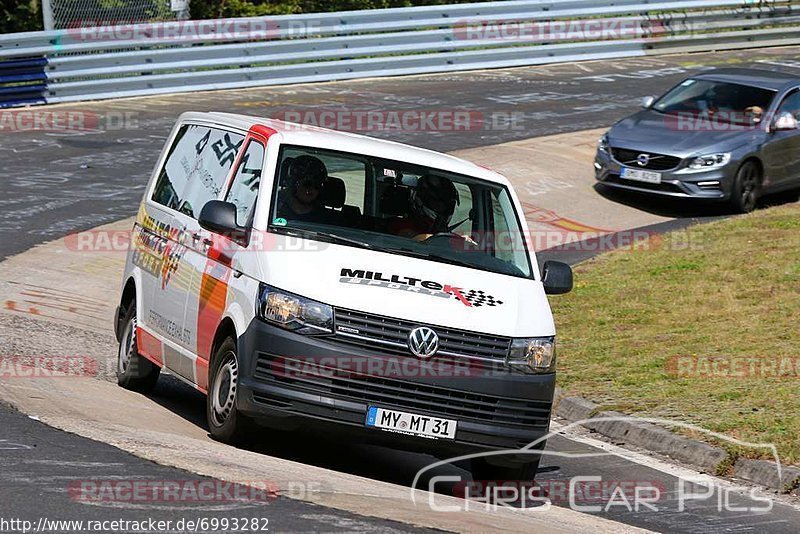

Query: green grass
[551,204,800,465]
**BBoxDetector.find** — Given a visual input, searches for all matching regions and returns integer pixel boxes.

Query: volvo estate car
[595,68,800,212]
[114,112,573,481]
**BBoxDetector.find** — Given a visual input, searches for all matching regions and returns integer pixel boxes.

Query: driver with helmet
[388,174,459,239]
[276,155,330,223]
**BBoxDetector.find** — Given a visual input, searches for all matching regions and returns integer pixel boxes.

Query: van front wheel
[207,337,254,445]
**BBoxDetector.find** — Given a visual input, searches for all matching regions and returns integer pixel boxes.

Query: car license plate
[621,167,661,184]
[366,406,457,440]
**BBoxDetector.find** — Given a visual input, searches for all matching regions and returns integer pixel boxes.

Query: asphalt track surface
[3,46,800,532]
[0,403,427,533]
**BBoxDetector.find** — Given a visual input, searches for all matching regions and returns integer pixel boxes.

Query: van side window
[225,140,265,227]
[151,124,244,218]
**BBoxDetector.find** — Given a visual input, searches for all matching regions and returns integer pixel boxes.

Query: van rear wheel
[207,337,254,445]
[117,302,160,392]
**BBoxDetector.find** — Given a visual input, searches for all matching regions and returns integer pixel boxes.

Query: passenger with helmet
[388,174,459,239]
[276,155,330,222]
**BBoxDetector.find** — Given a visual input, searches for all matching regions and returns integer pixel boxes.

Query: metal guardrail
[0,0,798,107]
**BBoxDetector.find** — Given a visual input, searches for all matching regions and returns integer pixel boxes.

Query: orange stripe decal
[196,260,230,365]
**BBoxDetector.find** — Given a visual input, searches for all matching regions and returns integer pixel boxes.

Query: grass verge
[551,203,800,465]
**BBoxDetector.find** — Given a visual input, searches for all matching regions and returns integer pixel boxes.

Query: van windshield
[269,145,533,279]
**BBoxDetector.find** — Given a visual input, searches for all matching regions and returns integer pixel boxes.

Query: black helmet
[287,155,327,193]
[410,174,459,233]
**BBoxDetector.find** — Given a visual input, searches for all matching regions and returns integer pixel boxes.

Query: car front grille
[253,354,551,429]
[332,308,511,364]
[611,148,682,171]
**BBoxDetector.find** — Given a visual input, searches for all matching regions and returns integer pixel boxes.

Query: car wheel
[117,302,160,392]
[730,161,761,213]
[207,337,254,444]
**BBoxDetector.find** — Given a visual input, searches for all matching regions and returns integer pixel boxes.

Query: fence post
[41,0,55,30]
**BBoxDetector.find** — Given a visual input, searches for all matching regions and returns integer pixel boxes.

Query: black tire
[117,302,160,392]
[470,456,541,484]
[729,161,761,213]
[206,337,255,445]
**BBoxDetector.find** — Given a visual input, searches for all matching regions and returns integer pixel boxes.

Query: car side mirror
[198,200,246,241]
[772,111,799,132]
[542,260,573,295]
[641,96,656,109]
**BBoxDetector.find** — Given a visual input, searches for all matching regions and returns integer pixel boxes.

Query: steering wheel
[420,232,480,251]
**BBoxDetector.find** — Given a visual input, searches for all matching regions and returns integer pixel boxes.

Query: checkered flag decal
[458,289,503,307]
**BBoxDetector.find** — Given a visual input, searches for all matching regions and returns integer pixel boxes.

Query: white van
[115,112,572,481]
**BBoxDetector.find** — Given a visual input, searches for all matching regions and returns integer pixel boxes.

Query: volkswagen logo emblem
[636,153,650,167]
[407,327,439,359]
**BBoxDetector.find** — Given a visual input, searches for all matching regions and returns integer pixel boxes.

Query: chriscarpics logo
[339,268,503,308]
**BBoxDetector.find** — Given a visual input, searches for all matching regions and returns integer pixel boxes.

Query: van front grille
[331,308,511,364]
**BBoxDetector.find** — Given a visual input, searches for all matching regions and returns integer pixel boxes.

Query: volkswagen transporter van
[114,112,573,480]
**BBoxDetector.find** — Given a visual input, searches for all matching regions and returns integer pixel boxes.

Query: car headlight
[508,337,556,373]
[256,284,333,335]
[688,153,730,170]
[597,134,610,154]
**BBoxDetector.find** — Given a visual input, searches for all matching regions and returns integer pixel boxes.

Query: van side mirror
[542,260,573,295]
[198,200,246,241]
[641,96,656,109]
[772,111,799,132]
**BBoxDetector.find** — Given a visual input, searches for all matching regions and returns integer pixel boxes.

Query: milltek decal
[339,268,503,308]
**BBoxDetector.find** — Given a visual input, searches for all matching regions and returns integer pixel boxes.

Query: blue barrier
[0,57,48,107]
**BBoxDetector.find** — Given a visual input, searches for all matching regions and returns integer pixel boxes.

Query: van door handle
[192,232,213,246]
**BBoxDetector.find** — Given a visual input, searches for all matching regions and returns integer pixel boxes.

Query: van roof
[179,111,509,186]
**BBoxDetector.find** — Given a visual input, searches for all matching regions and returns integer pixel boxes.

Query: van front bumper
[236,320,554,460]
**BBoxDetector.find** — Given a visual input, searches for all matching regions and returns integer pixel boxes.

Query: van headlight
[508,337,556,373]
[256,284,333,335]
[688,153,730,170]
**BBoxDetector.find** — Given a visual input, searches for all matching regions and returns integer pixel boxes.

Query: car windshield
[269,145,533,278]
[652,79,776,125]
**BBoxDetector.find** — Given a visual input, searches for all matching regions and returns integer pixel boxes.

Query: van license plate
[621,167,661,184]
[366,406,457,440]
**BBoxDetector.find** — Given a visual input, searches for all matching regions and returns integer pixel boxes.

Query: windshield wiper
[383,247,477,269]
[276,227,374,250]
